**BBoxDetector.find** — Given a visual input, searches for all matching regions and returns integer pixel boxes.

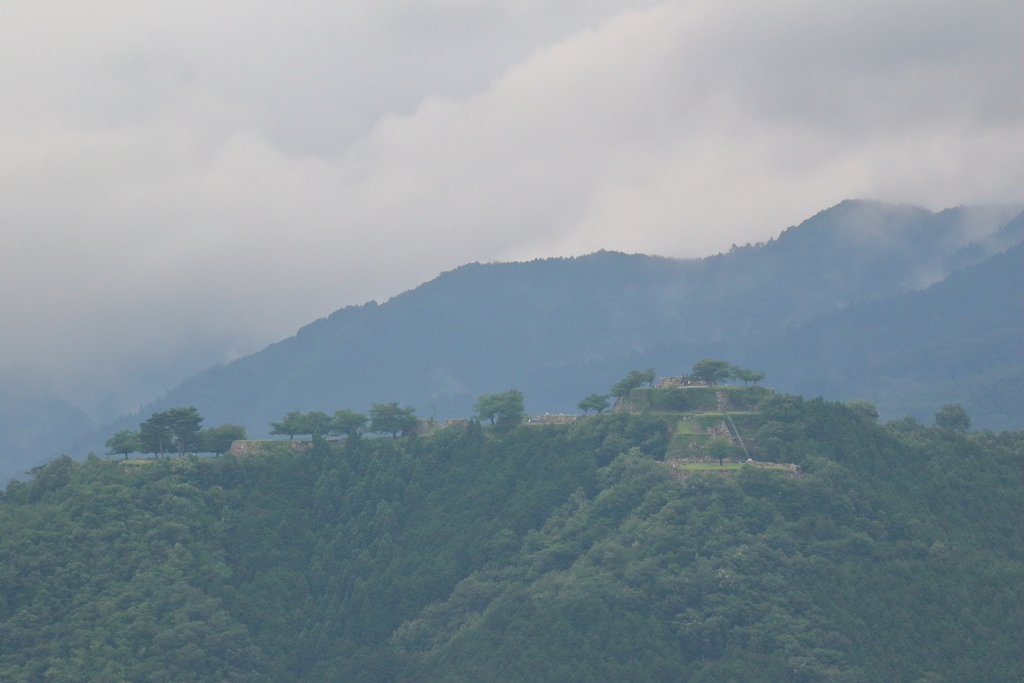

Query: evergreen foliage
[730,366,765,385]
[611,370,653,398]
[116,409,243,458]
[105,429,140,459]
[578,394,611,414]
[473,390,526,428]
[165,407,204,457]
[0,399,1020,682]
[139,410,174,457]
[198,424,247,455]
[331,410,368,437]
[270,411,308,440]
[935,403,971,432]
[368,403,418,437]
[691,358,732,385]
[304,411,334,440]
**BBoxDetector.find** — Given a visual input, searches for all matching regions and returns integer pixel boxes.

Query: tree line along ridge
[103,358,972,468]
[102,360,749,459]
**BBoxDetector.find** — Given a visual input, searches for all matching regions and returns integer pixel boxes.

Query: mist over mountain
[0,386,95,473]
[55,199,1020,471]
[731,241,1023,431]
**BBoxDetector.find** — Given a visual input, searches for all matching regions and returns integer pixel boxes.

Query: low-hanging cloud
[0,0,1020,420]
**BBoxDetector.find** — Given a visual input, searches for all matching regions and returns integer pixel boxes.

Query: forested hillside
[3,397,1020,682]
[74,200,1021,464]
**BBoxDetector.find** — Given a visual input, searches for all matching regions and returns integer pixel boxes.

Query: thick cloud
[0,0,1020,420]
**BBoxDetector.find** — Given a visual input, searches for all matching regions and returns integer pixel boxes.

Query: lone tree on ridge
[106,430,140,459]
[935,403,970,432]
[578,393,611,414]
[706,437,733,466]
[270,411,308,440]
[475,390,526,428]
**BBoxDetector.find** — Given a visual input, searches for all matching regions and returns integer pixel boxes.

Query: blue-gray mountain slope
[730,240,1023,430]
[87,200,1021,448]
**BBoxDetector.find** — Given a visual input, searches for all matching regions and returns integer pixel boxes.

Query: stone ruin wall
[656,375,711,388]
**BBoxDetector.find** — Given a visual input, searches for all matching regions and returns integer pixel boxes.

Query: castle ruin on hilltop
[655,375,711,388]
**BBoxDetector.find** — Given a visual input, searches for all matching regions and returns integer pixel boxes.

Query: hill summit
[2,388,1020,682]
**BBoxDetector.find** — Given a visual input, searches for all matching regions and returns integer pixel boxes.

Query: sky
[1,0,1021,422]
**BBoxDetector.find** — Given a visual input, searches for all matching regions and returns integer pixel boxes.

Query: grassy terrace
[671,462,745,470]
[615,385,773,413]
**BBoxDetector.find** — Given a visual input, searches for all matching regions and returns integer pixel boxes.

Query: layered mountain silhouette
[731,240,1023,430]
[69,200,1019,463]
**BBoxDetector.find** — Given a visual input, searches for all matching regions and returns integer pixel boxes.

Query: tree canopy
[474,390,526,428]
[1,397,1019,682]
[198,424,246,455]
[691,358,732,385]
[705,436,735,466]
[368,402,418,437]
[105,430,139,459]
[729,365,765,385]
[935,403,971,432]
[139,410,173,457]
[578,393,611,414]
[165,407,203,456]
[270,410,308,440]
[331,409,367,437]
[304,411,333,440]
[135,407,204,457]
[610,369,654,397]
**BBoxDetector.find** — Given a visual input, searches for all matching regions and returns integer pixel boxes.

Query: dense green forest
[1,394,1021,682]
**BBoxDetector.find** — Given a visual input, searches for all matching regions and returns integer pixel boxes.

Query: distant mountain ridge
[69,199,1020,462]
[0,387,94,470]
[725,240,1024,430]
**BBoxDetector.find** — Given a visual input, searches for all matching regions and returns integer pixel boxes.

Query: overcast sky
[1,0,1021,420]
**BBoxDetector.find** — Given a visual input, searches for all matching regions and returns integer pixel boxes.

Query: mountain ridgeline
[2,392,1020,681]
[92,200,1022,457]
[1,198,1020,483]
